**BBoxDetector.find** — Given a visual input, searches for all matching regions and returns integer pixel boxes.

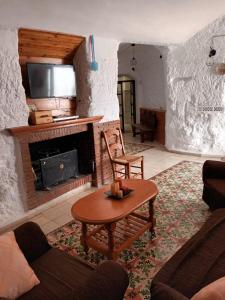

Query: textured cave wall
[166,16,225,155]
[0,27,29,225]
[74,37,120,122]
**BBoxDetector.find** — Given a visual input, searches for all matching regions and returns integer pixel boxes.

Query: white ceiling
[0,0,225,44]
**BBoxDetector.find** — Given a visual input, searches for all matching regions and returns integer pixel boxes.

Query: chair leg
[132,125,136,137]
[112,164,116,181]
[141,158,144,179]
[128,164,131,179]
[125,165,129,179]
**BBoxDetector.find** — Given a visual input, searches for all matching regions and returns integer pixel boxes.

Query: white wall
[75,37,120,122]
[166,16,225,155]
[0,27,29,225]
[118,44,166,122]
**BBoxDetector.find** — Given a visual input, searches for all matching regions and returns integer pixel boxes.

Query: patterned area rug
[47,161,210,300]
[125,142,154,155]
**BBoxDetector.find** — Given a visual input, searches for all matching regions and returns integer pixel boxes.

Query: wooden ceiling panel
[19,28,85,61]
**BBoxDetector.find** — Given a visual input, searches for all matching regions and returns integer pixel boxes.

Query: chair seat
[113,154,143,164]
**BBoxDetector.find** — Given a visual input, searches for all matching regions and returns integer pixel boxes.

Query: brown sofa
[202,160,225,210]
[150,208,225,299]
[11,222,129,300]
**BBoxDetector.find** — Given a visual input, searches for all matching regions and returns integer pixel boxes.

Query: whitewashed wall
[75,37,120,122]
[166,16,225,155]
[118,44,167,122]
[0,29,119,227]
[0,27,28,225]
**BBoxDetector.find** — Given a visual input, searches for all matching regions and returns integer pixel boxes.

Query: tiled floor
[28,132,220,234]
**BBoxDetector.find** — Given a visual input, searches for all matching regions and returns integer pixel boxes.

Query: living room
[1,0,225,299]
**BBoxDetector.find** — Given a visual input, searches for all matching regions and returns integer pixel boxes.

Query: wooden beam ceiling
[18,28,85,61]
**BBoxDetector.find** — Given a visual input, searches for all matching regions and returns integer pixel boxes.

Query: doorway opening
[117,75,136,132]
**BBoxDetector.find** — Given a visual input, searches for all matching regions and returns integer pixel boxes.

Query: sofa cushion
[191,276,225,300]
[0,231,40,299]
[151,282,189,300]
[18,248,94,300]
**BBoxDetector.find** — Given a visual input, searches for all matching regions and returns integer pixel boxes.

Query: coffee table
[71,179,158,260]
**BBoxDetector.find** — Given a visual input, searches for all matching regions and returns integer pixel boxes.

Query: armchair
[12,222,129,300]
[202,160,225,210]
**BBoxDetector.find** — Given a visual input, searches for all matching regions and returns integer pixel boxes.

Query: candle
[111,182,120,196]
[115,177,122,189]
[117,190,123,199]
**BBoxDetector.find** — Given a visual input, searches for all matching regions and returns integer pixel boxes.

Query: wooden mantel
[8,116,103,137]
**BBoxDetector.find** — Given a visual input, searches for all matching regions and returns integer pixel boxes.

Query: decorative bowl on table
[105,188,134,200]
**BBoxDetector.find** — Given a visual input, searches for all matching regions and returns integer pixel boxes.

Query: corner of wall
[0,27,29,227]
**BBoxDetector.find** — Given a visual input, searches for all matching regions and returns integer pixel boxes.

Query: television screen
[27,63,76,99]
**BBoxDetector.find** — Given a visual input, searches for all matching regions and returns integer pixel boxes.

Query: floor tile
[30,214,50,226]
[53,213,73,227]
[41,221,59,234]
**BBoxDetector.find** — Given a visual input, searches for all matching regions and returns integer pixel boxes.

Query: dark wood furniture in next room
[132,107,166,144]
[71,179,158,260]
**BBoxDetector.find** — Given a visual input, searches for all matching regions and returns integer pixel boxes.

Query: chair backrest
[102,127,125,161]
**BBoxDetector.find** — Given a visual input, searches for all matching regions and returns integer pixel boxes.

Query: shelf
[8,115,103,137]
[83,212,151,259]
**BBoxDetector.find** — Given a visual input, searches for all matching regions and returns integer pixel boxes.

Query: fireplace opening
[29,132,94,190]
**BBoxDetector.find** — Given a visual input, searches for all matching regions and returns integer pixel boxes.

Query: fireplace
[8,117,120,210]
[29,132,93,190]
[32,149,79,190]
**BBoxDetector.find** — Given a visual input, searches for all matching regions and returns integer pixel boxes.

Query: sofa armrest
[78,261,129,300]
[151,282,189,300]
[14,222,51,264]
[203,160,225,181]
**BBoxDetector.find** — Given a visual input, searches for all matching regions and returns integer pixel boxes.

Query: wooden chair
[132,110,157,143]
[102,127,144,180]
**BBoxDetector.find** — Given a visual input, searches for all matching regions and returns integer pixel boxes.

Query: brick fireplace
[8,117,120,210]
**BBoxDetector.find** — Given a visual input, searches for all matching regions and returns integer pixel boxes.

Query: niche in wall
[18,28,85,116]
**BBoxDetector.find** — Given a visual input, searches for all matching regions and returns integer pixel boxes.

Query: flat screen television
[27,63,76,99]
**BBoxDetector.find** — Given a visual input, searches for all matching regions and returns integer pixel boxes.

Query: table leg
[149,198,156,239]
[81,223,89,254]
[106,223,116,260]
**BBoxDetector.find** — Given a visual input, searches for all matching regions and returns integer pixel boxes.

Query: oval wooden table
[71,179,158,260]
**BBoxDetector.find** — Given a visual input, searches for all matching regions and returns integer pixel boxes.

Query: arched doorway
[117,75,136,132]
